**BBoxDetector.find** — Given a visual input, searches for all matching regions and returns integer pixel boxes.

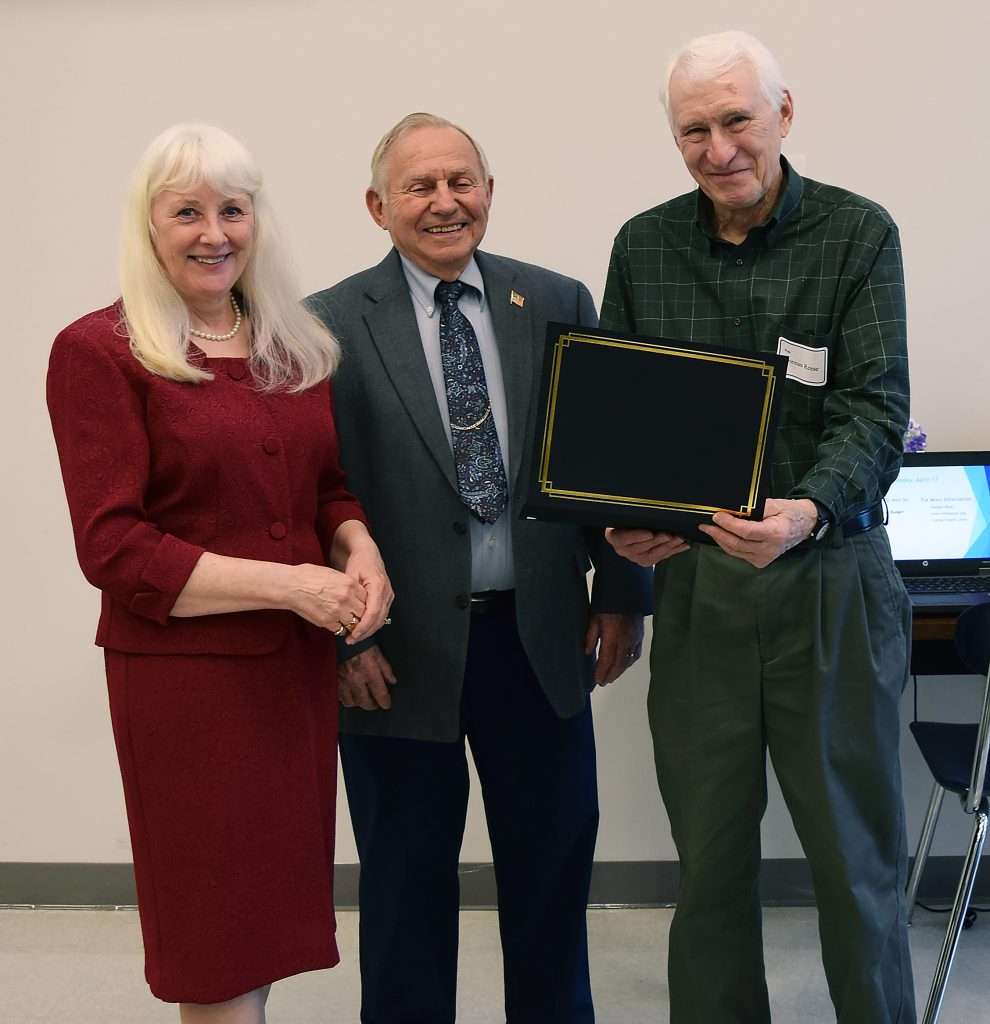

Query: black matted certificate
[521,323,788,538]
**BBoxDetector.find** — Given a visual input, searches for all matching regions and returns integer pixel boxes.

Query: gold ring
[333,625,347,638]
[348,615,360,628]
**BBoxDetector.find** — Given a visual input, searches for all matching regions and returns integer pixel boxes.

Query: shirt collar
[399,254,487,317]
[695,155,804,253]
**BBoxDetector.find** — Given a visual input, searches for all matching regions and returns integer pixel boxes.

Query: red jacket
[47,304,367,655]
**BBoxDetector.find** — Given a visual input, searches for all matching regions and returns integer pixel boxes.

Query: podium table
[911,614,969,676]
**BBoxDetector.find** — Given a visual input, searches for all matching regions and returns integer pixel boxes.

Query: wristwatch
[809,501,833,543]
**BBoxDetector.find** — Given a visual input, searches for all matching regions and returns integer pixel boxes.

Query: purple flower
[903,419,927,453]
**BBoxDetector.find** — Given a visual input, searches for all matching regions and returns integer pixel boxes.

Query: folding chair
[904,600,990,1024]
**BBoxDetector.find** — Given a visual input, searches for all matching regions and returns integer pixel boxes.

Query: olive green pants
[649,529,915,1024]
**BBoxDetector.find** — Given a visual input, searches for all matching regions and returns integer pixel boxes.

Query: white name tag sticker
[777,337,828,386]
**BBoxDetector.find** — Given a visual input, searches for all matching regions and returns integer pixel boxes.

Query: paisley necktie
[435,280,508,524]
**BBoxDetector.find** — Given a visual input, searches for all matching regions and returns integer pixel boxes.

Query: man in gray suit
[307,113,651,1024]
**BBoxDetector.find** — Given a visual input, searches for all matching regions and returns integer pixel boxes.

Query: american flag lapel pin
[510,290,525,308]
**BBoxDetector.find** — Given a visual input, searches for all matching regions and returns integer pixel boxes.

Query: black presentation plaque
[521,323,788,539]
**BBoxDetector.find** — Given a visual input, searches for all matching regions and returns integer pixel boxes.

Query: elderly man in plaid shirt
[604,30,915,1024]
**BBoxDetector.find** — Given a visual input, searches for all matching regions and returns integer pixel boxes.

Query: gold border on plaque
[538,331,779,518]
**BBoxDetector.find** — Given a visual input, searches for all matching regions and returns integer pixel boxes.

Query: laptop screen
[885,451,990,576]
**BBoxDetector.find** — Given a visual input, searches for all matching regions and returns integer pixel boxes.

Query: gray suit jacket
[307,249,651,742]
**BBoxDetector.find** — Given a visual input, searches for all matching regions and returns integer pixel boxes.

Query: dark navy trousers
[340,606,599,1023]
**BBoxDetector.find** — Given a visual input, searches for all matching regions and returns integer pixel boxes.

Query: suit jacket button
[455,593,470,610]
[269,522,287,540]
[453,521,467,535]
[263,435,281,454]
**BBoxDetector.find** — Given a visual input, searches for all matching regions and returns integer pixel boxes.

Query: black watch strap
[809,501,832,542]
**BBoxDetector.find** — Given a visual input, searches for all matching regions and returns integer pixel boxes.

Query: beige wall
[3,0,988,868]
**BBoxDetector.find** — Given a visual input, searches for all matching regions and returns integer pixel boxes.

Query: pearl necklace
[189,293,242,342]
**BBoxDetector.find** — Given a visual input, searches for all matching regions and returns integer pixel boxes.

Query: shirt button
[453,521,467,535]
[733,317,742,326]
[736,258,744,266]
[263,436,281,454]
[228,365,246,381]
[455,593,470,610]
[488,538,497,548]
[269,522,287,540]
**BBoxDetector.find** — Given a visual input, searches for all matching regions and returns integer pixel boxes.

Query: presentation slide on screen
[886,465,990,561]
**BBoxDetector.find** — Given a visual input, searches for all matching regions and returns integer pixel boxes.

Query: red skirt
[104,621,339,1003]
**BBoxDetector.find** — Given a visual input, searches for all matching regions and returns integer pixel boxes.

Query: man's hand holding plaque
[605,528,690,567]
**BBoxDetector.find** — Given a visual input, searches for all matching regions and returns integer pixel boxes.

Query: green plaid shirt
[600,159,909,525]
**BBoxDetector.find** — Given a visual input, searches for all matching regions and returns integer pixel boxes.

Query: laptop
[885,451,990,614]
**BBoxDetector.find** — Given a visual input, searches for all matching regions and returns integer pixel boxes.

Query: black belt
[470,590,515,616]
[841,502,885,538]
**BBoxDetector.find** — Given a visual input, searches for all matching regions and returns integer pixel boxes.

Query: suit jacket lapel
[478,252,535,491]
[361,251,460,493]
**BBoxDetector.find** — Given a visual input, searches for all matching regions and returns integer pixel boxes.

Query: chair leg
[906,783,946,925]
[920,808,988,1024]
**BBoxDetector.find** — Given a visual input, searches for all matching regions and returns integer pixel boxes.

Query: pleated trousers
[648,529,916,1024]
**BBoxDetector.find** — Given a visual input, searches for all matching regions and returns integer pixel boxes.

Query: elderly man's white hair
[369,112,491,200]
[662,30,788,128]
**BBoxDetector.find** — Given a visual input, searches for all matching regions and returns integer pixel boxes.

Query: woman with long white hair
[47,123,393,1023]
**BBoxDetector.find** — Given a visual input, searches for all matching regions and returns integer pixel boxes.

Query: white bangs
[144,124,263,203]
